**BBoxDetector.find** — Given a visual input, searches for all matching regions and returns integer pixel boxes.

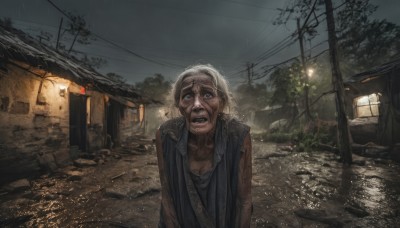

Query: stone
[53,149,71,167]
[269,119,288,132]
[65,170,83,181]
[105,187,129,199]
[98,149,111,156]
[73,158,97,167]
[4,178,30,192]
[37,153,58,172]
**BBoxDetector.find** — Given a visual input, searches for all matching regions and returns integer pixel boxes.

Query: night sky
[1,0,399,85]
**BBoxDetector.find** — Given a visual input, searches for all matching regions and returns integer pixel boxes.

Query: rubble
[73,158,97,167]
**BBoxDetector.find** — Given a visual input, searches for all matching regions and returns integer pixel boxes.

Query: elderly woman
[156,64,252,228]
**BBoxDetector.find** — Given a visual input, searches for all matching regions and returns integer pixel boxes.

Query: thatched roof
[0,26,148,103]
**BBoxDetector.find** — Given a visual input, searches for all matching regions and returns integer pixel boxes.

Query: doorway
[105,98,122,148]
[69,93,87,152]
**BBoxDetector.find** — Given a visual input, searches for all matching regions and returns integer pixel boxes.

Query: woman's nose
[192,95,203,111]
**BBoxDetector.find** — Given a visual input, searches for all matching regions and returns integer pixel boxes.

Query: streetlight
[307,68,314,78]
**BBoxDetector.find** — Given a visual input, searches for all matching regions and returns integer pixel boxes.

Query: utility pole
[297,18,312,122]
[246,62,254,86]
[324,0,352,164]
[56,17,63,50]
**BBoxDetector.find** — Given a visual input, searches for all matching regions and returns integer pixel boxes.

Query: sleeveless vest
[159,115,250,228]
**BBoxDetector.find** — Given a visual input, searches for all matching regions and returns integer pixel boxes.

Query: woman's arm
[156,129,180,228]
[237,132,252,227]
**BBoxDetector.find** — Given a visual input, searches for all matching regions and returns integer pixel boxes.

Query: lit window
[354,93,380,117]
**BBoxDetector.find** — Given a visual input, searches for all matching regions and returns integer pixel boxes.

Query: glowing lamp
[307,68,314,78]
[59,84,67,97]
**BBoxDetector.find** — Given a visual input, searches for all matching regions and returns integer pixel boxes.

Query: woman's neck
[188,131,214,161]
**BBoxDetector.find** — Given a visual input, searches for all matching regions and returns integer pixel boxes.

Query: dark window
[0,97,9,112]
[10,101,30,114]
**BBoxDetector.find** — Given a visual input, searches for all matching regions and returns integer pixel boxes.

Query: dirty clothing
[157,115,251,228]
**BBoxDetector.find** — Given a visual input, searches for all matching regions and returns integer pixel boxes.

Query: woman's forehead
[181,74,215,88]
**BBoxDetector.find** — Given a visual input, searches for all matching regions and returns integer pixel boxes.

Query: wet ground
[1,140,400,227]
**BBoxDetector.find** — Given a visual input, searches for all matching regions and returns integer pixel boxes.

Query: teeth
[193,118,207,123]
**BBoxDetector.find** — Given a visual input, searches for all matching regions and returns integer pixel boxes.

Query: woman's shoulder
[159,116,185,141]
[220,114,250,134]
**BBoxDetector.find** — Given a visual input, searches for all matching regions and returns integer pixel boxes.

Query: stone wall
[0,64,72,184]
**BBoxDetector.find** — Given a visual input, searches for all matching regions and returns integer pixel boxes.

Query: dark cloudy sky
[1,0,399,85]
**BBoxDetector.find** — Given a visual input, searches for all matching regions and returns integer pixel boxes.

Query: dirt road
[1,141,400,227]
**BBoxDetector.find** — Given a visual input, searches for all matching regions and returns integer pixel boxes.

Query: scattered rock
[269,119,288,133]
[73,158,97,167]
[53,149,72,167]
[98,149,112,156]
[97,159,105,165]
[345,205,370,218]
[65,170,83,181]
[4,179,31,192]
[44,193,58,200]
[105,187,128,199]
[279,145,294,152]
[37,153,58,172]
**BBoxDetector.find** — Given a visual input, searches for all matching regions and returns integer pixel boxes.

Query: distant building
[345,58,400,146]
[0,26,149,184]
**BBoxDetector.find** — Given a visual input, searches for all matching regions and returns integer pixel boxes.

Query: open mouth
[192,117,208,123]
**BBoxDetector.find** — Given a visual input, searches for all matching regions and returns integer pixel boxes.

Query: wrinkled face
[178,74,221,135]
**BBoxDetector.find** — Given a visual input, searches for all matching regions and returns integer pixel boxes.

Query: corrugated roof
[0,26,147,102]
[348,57,400,83]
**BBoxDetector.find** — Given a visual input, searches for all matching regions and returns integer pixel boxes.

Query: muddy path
[1,141,400,227]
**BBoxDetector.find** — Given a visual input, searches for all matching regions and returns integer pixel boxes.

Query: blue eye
[183,94,192,100]
[204,92,213,99]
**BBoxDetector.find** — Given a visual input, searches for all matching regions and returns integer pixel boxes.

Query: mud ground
[1,140,400,227]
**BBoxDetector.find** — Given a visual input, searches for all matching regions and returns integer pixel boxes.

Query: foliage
[274,0,322,39]
[63,13,94,47]
[268,60,304,107]
[336,0,400,76]
[264,132,294,143]
[80,55,107,69]
[135,74,172,103]
[106,72,126,84]
[235,82,270,108]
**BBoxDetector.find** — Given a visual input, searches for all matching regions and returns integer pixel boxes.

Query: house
[0,26,148,184]
[345,58,400,146]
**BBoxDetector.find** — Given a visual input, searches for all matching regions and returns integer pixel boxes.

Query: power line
[232,1,348,80]
[45,0,185,69]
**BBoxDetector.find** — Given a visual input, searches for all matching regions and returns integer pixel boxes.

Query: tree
[54,13,106,69]
[135,74,172,104]
[336,0,400,76]
[267,61,304,128]
[58,13,94,53]
[106,72,126,84]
